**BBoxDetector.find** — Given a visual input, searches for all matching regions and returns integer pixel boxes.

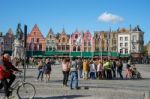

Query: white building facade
[130,26,144,53]
[118,32,131,54]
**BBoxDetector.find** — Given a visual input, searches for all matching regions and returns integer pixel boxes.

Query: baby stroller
[131,67,142,79]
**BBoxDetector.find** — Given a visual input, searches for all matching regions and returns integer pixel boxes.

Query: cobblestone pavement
[0,64,150,99]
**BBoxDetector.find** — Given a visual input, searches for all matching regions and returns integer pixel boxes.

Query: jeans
[90,72,96,79]
[78,69,83,78]
[117,69,123,79]
[70,71,78,89]
[37,69,44,80]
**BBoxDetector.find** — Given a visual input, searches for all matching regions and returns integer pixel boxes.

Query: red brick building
[27,24,46,51]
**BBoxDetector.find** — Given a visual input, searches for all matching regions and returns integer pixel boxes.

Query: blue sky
[0,0,149,44]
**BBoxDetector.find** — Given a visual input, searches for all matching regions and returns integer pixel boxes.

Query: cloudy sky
[0,0,149,44]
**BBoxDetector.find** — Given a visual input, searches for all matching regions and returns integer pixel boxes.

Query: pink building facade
[70,30,83,52]
[82,31,93,52]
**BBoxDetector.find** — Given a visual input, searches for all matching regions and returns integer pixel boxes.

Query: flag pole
[70,34,71,61]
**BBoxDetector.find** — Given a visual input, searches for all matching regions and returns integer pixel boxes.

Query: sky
[0,0,150,44]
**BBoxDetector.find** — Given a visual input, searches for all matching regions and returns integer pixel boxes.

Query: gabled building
[45,28,57,51]
[4,28,15,52]
[57,28,70,52]
[93,31,102,52]
[27,24,46,51]
[82,30,93,52]
[70,30,82,52]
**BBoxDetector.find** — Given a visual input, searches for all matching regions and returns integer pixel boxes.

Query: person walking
[35,59,44,81]
[83,59,89,80]
[43,58,52,82]
[77,58,83,78]
[62,58,70,87]
[89,61,96,79]
[96,60,103,79]
[69,57,79,89]
[116,60,123,79]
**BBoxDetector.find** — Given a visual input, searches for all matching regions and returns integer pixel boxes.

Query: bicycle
[9,72,36,99]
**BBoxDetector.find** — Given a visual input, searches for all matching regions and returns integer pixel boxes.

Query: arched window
[73,46,76,51]
[39,44,42,51]
[49,47,52,51]
[77,46,80,51]
[46,46,49,51]
[75,34,78,39]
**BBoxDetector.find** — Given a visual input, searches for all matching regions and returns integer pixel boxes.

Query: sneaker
[34,79,38,82]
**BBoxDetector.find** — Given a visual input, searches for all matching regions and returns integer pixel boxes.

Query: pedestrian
[116,60,123,79]
[69,57,79,89]
[35,59,44,81]
[83,59,89,80]
[111,59,116,78]
[89,61,96,79]
[96,60,103,79]
[77,58,83,78]
[43,58,52,82]
[62,58,70,87]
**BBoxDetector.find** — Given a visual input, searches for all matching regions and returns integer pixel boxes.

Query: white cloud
[98,12,124,24]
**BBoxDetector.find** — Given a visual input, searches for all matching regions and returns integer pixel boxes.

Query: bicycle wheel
[17,82,36,99]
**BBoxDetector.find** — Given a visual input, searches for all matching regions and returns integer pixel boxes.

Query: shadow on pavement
[34,95,90,99]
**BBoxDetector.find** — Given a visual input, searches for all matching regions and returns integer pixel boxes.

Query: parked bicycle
[4,72,36,99]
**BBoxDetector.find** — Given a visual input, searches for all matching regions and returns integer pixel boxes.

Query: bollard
[144,91,150,99]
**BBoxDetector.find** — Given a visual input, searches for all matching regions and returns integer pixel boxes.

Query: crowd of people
[0,53,142,98]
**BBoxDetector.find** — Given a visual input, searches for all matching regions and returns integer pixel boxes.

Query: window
[120,37,123,41]
[125,49,128,53]
[125,37,128,41]
[57,45,61,50]
[66,45,69,50]
[62,37,65,42]
[38,44,42,51]
[73,46,76,51]
[84,42,87,46]
[88,47,91,52]
[77,46,80,51]
[120,43,123,47]
[62,45,65,50]
[75,34,78,39]
[31,38,34,43]
[125,43,128,47]
[49,35,51,39]
[132,35,137,42]
[36,38,39,43]
[120,49,123,54]
[49,47,52,51]
[84,47,87,52]
[34,32,36,35]
[88,42,91,46]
